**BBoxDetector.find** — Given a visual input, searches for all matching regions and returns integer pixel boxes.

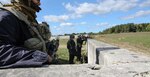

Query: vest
[0,6,51,52]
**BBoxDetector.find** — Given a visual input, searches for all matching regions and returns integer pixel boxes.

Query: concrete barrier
[87,39,119,64]
[51,35,78,40]
[87,39,150,77]
[87,39,150,66]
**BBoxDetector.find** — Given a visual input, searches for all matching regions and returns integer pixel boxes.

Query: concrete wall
[87,39,150,66]
[87,39,118,64]
[51,35,78,40]
[87,39,150,77]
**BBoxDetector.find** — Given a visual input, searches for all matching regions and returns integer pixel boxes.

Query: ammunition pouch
[24,38,43,50]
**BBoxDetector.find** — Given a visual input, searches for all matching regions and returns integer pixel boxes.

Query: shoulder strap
[0,6,47,52]
[0,7,30,26]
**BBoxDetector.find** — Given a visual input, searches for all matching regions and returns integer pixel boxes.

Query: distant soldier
[82,34,89,45]
[67,35,76,64]
[55,36,60,52]
[76,35,84,62]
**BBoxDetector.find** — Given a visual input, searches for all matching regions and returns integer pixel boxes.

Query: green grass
[119,33,150,48]
[93,32,150,55]
[57,47,69,64]
[59,39,68,45]
[56,39,69,64]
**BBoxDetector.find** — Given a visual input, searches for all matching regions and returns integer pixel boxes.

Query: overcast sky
[1,0,150,35]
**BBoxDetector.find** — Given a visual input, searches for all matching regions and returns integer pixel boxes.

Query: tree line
[100,23,150,34]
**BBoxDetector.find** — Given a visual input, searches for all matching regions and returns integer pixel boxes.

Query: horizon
[1,0,150,35]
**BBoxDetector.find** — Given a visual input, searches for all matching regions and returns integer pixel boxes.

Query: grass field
[56,39,69,64]
[92,32,150,56]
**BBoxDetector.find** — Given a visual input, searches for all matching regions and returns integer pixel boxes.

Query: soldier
[0,0,53,68]
[67,35,76,64]
[76,35,84,62]
[56,36,60,51]
[49,36,59,63]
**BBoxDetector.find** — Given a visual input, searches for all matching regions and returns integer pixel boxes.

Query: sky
[1,0,150,35]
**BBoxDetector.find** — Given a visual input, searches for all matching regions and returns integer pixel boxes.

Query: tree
[101,23,150,34]
[146,24,150,31]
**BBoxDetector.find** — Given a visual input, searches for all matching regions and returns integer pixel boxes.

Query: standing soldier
[67,35,76,64]
[76,35,84,62]
[0,0,53,68]
[55,36,60,52]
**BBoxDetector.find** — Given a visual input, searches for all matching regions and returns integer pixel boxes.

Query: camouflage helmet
[70,35,75,39]
[11,0,41,12]
[11,0,30,6]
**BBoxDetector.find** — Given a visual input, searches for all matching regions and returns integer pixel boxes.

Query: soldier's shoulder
[0,9,15,20]
[0,9,12,16]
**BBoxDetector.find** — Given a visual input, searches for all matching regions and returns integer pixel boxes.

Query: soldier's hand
[48,55,53,64]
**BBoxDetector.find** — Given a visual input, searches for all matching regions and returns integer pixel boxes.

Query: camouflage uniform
[76,35,84,62]
[49,38,59,63]
[0,0,52,68]
[67,35,76,64]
